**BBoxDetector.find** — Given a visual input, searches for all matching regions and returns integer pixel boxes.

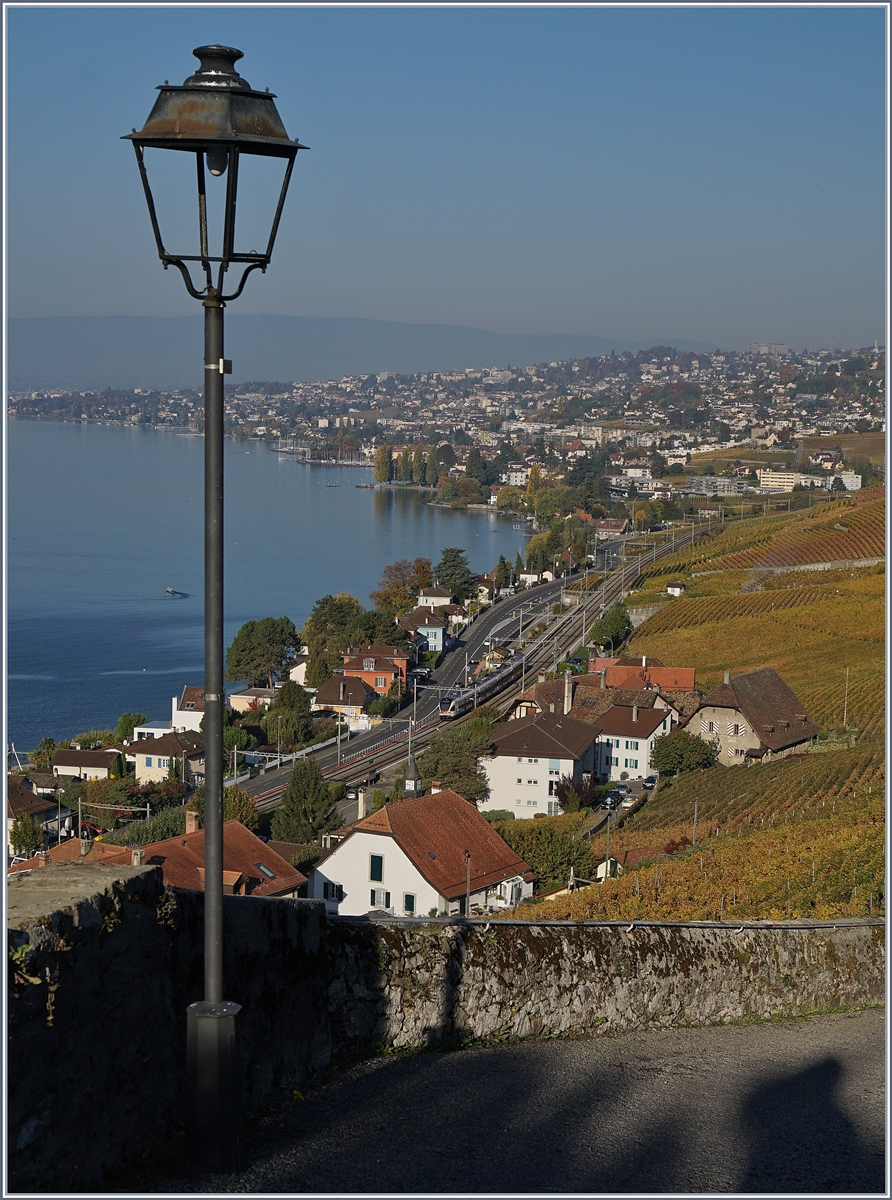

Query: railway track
[253,524,711,810]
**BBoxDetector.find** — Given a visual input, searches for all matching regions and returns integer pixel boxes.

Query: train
[438,654,526,718]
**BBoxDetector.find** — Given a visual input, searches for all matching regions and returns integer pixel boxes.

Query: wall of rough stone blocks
[7,863,884,1192]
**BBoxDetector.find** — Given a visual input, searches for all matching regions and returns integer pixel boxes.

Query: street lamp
[126,45,306,1174]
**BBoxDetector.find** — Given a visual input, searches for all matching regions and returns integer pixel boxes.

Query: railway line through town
[247,522,713,818]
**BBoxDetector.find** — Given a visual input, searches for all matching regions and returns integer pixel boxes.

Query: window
[403,893,415,915]
[255,862,276,879]
[517,778,523,784]
[548,759,560,773]
[614,739,621,748]
[547,801,560,816]
[548,780,556,796]
[375,676,387,689]
[515,798,523,806]
[323,881,344,902]
[185,701,195,710]
[363,658,375,670]
[632,759,638,769]
[631,741,639,751]
[527,758,538,764]
[370,854,384,882]
[707,720,717,734]
[159,757,169,769]
[145,757,152,767]
[370,889,391,908]
[624,758,629,768]
[517,757,524,763]
[527,779,538,786]
[527,799,536,806]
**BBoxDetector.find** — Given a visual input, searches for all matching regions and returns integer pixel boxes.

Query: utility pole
[692,796,699,846]
[843,666,849,730]
[604,812,611,882]
[464,849,471,917]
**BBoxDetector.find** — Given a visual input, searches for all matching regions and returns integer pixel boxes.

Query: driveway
[120,1009,884,1194]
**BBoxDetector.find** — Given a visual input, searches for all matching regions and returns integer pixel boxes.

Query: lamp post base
[185,1000,243,1172]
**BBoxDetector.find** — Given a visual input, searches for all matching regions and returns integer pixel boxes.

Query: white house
[593,704,671,781]
[417,586,455,610]
[170,685,228,734]
[50,749,122,781]
[483,712,599,818]
[308,789,535,917]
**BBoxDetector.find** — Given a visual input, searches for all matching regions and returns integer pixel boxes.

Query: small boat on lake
[166,586,177,595]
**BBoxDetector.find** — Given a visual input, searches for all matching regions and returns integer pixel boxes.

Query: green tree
[650,728,719,777]
[494,554,512,588]
[588,602,631,650]
[424,446,440,485]
[115,712,147,743]
[514,551,524,578]
[434,547,477,602]
[412,444,426,484]
[436,442,457,468]
[398,447,413,482]
[261,681,314,749]
[464,447,495,486]
[29,737,57,771]
[225,616,301,688]
[11,812,44,856]
[494,820,594,893]
[270,758,340,843]
[649,451,666,479]
[416,709,497,803]
[374,444,393,483]
[186,784,261,832]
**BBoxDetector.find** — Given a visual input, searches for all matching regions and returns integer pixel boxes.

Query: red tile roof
[350,790,534,899]
[177,685,206,712]
[7,821,306,896]
[313,675,376,707]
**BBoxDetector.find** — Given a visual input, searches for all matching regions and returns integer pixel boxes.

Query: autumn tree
[424,446,440,485]
[187,784,260,833]
[374,444,393,483]
[370,557,433,618]
[412,444,426,484]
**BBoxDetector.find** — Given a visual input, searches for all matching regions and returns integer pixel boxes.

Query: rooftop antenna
[8,743,24,772]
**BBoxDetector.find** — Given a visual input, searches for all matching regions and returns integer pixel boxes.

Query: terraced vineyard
[514,744,884,923]
[629,569,884,702]
[640,489,884,580]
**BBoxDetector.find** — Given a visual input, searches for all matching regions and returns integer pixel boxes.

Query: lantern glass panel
[230,154,291,259]
[139,146,204,261]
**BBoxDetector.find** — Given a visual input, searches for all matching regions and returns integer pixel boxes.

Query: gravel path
[120,1009,885,1194]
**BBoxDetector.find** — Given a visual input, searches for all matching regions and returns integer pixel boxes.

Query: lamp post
[126,45,305,1173]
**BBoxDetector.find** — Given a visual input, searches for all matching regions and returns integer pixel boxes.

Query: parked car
[620,798,635,809]
[615,783,631,795]
[643,776,657,789]
[603,796,620,811]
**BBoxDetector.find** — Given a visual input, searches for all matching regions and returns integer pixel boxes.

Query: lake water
[7,420,531,752]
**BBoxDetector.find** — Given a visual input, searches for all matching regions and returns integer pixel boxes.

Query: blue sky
[5,5,887,348]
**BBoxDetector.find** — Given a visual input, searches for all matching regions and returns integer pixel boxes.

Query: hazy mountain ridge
[8,315,720,390]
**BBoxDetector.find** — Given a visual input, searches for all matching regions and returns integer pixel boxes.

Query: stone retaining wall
[7,863,884,1191]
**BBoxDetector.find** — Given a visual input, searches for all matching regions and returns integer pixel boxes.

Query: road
[120,1008,885,1194]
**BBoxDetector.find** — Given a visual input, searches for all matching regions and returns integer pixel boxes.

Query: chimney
[724,670,730,685]
[356,787,367,819]
[79,835,93,857]
[339,679,346,702]
[185,810,200,835]
[564,671,573,715]
[632,705,638,723]
[600,670,606,690]
[549,702,555,714]
[131,849,146,867]
[35,851,50,868]
[538,673,546,684]
[642,655,646,669]
[430,780,442,794]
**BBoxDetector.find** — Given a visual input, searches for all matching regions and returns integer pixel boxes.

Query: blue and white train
[438,654,526,718]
